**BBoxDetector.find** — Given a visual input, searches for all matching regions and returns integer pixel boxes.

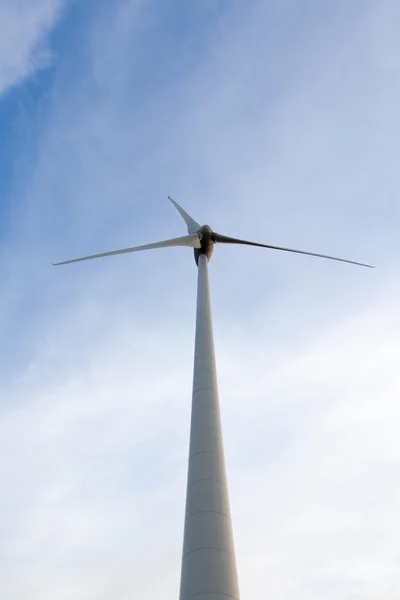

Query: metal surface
[194,225,215,264]
[169,196,201,234]
[212,232,375,268]
[179,254,240,600]
[52,233,201,266]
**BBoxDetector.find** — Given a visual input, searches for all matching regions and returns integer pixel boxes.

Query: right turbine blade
[53,233,201,266]
[212,233,375,268]
[168,196,201,234]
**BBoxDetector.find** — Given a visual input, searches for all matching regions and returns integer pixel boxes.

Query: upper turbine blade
[53,234,201,266]
[168,196,200,234]
[212,233,375,268]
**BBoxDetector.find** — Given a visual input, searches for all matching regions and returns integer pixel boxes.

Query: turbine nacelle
[52,196,375,269]
[198,224,213,236]
[196,224,214,264]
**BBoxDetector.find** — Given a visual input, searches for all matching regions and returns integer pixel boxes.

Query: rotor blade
[212,233,375,268]
[168,196,200,234]
[53,233,201,266]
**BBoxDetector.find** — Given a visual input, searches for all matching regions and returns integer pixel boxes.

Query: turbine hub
[195,224,214,264]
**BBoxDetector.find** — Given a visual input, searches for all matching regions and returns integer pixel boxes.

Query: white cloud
[0,0,65,95]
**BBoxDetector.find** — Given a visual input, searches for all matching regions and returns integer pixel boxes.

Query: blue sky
[1,1,400,598]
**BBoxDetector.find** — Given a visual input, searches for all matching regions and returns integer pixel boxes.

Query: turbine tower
[53,198,374,599]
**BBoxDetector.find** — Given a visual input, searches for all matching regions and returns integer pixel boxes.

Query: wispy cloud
[1,0,399,598]
[0,0,65,95]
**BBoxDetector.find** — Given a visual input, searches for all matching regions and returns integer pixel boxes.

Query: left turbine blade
[212,233,375,268]
[53,234,201,266]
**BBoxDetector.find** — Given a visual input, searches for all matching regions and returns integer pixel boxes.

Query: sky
[0,0,399,598]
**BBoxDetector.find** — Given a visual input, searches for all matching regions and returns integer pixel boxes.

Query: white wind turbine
[54,198,374,600]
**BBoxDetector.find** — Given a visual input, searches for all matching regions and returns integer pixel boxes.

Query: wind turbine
[53,198,374,600]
